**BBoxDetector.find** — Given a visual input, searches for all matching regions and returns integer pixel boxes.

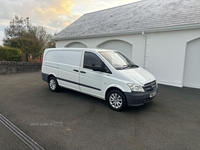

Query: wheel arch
[105,86,126,101]
[47,73,57,82]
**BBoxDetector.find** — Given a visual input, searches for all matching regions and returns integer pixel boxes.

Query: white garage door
[66,42,87,48]
[98,40,132,59]
[183,38,200,89]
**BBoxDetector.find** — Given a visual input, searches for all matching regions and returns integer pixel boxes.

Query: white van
[42,48,158,111]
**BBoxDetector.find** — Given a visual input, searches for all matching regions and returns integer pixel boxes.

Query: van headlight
[127,84,145,92]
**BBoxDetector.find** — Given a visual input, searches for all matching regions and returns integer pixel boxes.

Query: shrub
[0,46,22,61]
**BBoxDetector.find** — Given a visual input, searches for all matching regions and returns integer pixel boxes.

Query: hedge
[0,46,21,61]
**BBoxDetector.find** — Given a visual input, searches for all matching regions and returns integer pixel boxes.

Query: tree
[31,26,55,58]
[3,16,31,47]
[3,15,54,62]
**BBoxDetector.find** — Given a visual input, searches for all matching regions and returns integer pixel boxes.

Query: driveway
[0,72,200,150]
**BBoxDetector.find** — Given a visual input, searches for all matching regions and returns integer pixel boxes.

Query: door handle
[80,71,86,74]
[73,69,79,72]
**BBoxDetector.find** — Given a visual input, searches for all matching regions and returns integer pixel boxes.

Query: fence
[0,61,41,75]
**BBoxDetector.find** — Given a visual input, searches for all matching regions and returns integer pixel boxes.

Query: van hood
[119,67,155,85]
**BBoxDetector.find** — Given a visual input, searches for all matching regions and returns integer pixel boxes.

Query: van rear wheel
[48,76,59,92]
[107,90,127,111]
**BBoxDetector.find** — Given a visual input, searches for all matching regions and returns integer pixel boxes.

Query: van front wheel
[48,76,59,92]
[107,90,127,111]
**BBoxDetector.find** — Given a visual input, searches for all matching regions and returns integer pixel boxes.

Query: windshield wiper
[122,64,138,69]
[122,65,129,69]
[130,64,138,68]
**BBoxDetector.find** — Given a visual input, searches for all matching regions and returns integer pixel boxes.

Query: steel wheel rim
[109,93,122,109]
[49,79,56,90]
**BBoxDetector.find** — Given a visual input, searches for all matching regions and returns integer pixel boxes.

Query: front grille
[143,80,156,91]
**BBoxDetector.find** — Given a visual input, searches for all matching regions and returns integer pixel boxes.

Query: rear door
[58,50,82,91]
[79,51,105,98]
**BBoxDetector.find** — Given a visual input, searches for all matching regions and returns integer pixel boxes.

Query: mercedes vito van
[42,48,158,111]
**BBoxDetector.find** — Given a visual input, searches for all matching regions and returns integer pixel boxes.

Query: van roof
[45,48,117,52]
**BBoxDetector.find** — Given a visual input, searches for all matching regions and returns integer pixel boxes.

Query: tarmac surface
[0,71,200,150]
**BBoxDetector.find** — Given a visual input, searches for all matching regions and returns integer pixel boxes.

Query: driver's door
[79,52,104,98]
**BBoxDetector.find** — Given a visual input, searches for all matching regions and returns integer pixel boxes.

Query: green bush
[0,46,22,61]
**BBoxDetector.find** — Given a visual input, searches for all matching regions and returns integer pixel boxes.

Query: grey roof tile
[54,0,200,39]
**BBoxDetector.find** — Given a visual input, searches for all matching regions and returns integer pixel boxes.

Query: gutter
[52,23,200,41]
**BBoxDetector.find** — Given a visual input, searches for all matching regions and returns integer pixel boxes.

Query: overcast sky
[0,0,141,45]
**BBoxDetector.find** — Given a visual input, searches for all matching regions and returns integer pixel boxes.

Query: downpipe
[142,31,147,69]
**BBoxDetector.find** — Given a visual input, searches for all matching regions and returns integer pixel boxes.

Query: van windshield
[99,51,138,70]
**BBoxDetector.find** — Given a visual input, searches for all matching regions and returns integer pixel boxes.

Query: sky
[0,0,141,45]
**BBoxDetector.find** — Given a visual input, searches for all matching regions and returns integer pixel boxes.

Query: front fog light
[128,84,145,92]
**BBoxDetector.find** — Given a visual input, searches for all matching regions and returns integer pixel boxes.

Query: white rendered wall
[147,29,200,87]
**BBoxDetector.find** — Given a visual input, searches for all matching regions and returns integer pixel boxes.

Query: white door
[98,40,132,59]
[58,50,82,91]
[79,51,104,98]
[183,38,200,89]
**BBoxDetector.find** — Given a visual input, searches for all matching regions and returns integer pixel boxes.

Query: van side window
[84,52,101,69]
[83,52,111,73]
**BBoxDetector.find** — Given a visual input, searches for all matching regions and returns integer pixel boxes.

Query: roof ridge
[83,0,144,15]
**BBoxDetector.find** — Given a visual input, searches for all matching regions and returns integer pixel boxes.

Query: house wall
[148,29,200,87]
[55,29,200,87]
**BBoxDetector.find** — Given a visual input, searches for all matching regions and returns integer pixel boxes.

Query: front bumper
[124,85,158,106]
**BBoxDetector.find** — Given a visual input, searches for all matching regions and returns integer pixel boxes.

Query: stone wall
[0,61,41,74]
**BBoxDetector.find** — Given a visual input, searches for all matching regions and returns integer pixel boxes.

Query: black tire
[48,76,59,92]
[107,90,127,111]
